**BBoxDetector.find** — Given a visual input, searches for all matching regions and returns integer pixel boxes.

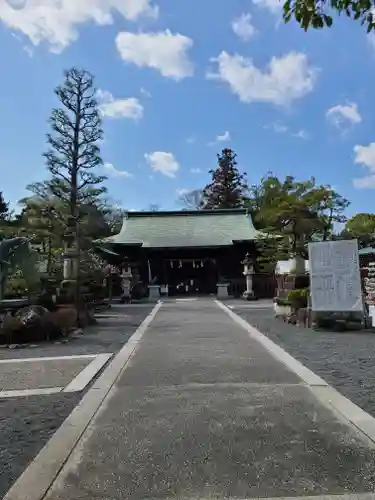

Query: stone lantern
[242,252,255,300]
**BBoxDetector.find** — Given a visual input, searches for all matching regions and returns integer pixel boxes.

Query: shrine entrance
[166,258,217,296]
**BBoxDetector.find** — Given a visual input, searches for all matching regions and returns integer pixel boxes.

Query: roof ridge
[127,209,248,218]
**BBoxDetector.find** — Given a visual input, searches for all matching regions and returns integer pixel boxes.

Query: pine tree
[42,68,108,305]
[43,67,107,222]
[202,149,248,209]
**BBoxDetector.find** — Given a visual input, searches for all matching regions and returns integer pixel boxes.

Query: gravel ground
[0,303,154,497]
[0,392,81,498]
[235,306,375,418]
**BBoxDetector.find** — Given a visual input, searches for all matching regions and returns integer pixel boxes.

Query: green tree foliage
[249,175,321,254]
[0,192,9,220]
[19,181,112,277]
[341,213,375,248]
[21,181,109,236]
[247,174,350,270]
[310,187,349,241]
[254,234,291,273]
[202,149,248,209]
[19,184,66,233]
[0,192,27,240]
[283,0,375,32]
[18,195,64,275]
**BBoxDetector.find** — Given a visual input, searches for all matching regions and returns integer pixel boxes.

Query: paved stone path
[0,303,153,499]
[25,299,375,500]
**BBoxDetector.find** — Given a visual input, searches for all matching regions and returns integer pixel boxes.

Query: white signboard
[308,240,363,312]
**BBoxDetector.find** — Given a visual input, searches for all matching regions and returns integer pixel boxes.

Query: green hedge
[275,297,291,306]
[287,288,309,309]
[275,288,309,309]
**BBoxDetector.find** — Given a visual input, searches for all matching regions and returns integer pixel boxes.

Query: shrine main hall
[98,208,274,298]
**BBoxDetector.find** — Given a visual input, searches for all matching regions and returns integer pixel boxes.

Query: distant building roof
[100,209,262,249]
[275,259,310,275]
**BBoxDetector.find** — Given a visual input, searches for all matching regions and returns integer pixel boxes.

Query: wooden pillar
[139,252,150,284]
[160,256,168,286]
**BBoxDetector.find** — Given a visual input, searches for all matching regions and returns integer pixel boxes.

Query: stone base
[312,311,366,331]
[217,283,229,300]
[274,302,292,317]
[148,285,160,301]
[242,291,257,301]
[369,305,375,327]
[59,279,76,292]
[121,280,131,301]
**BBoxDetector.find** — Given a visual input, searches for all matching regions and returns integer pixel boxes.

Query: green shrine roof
[101,209,261,249]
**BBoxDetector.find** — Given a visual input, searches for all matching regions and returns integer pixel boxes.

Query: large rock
[14,305,48,328]
[12,305,61,342]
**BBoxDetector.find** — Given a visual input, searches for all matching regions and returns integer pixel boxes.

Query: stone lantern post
[120,257,132,303]
[59,216,79,304]
[242,252,255,300]
[62,216,78,281]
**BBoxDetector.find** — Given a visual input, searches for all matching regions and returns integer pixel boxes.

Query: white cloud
[368,34,375,52]
[23,44,34,57]
[115,29,194,80]
[207,130,231,146]
[145,151,180,178]
[186,136,196,144]
[354,176,375,188]
[293,129,310,140]
[265,121,310,139]
[207,51,318,106]
[326,102,362,129]
[103,163,134,178]
[216,130,231,142]
[266,121,288,134]
[175,188,190,197]
[353,143,375,188]
[190,167,202,174]
[231,12,257,41]
[252,0,282,14]
[140,87,151,98]
[97,90,144,120]
[0,0,159,53]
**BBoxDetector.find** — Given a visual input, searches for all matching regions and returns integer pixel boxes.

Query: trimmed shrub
[49,308,77,335]
[287,288,309,310]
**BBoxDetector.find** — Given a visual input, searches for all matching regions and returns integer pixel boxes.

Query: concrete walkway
[7,299,375,500]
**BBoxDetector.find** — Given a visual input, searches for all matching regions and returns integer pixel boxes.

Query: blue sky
[0,0,374,215]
